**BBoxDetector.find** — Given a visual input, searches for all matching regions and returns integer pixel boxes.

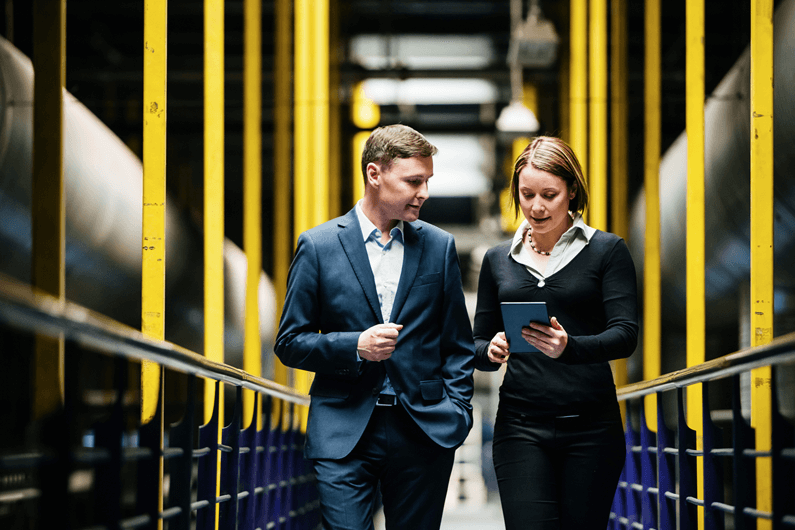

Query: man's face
[370,156,433,223]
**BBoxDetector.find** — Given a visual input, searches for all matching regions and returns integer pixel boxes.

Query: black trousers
[492,404,626,530]
[313,402,456,530]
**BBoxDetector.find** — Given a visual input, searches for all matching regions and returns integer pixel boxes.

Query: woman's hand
[488,332,511,364]
[522,316,568,359]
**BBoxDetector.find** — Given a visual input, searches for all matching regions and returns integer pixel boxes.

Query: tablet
[500,302,550,353]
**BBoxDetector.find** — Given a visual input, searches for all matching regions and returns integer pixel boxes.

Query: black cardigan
[473,230,639,417]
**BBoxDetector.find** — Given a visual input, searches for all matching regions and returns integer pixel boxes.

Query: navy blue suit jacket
[275,208,475,460]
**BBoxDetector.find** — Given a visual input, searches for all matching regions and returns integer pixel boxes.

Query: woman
[474,136,638,530]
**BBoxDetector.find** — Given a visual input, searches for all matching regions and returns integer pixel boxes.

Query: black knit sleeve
[472,250,503,372]
[558,237,639,364]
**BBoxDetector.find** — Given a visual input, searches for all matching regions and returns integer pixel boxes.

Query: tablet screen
[499,302,549,353]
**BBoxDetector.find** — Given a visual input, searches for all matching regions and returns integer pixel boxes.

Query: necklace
[527,232,551,256]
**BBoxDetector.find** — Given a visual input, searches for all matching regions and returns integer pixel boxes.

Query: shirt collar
[355,200,404,242]
[508,212,595,256]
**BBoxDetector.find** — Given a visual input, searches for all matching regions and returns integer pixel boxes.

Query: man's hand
[357,323,403,362]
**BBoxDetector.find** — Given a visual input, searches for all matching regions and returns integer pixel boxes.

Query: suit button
[372,388,379,396]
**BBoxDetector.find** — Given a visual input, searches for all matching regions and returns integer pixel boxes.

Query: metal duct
[0,37,276,373]
[629,0,795,355]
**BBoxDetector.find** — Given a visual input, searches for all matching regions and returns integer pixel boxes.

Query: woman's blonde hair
[509,136,589,218]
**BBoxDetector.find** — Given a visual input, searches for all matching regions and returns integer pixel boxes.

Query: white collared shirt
[355,201,405,323]
[509,213,596,283]
[355,201,404,395]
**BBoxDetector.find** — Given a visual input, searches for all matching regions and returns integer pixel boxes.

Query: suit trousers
[492,404,626,530]
[312,401,456,530]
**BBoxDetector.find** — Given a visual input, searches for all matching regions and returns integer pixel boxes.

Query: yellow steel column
[204,0,225,421]
[294,0,312,404]
[311,0,330,228]
[294,0,329,406]
[243,0,262,427]
[686,0,705,525]
[351,81,380,206]
[141,1,167,525]
[750,0,774,526]
[559,42,570,145]
[142,0,167,424]
[643,0,661,431]
[610,0,628,241]
[32,0,66,419]
[500,85,537,234]
[352,130,369,205]
[273,0,291,390]
[609,0,628,420]
[204,0,225,519]
[328,0,341,218]
[294,0,312,246]
[570,0,588,178]
[588,0,607,231]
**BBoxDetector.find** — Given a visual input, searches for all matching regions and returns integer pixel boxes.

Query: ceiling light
[495,100,540,133]
[361,78,498,106]
[350,34,494,70]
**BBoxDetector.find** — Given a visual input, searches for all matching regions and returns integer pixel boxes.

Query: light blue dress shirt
[355,201,404,396]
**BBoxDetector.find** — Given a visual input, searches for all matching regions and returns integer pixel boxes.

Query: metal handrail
[611,327,795,529]
[617,331,795,401]
[0,272,309,405]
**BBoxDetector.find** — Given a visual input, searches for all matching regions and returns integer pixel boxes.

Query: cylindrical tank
[0,36,275,372]
[627,0,795,420]
[629,0,795,348]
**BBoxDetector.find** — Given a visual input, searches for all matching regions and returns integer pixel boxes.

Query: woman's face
[517,165,576,236]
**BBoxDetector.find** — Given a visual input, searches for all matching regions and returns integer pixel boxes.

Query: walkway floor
[374,501,505,530]
[440,502,505,530]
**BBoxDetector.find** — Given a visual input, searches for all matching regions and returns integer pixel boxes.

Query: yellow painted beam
[243,0,262,428]
[294,0,312,244]
[750,0,774,526]
[350,82,379,208]
[204,0,225,424]
[500,137,532,234]
[328,0,341,219]
[311,0,330,229]
[559,41,570,145]
[273,0,291,392]
[610,0,628,241]
[352,131,370,205]
[204,1,225,520]
[352,82,380,130]
[294,0,329,428]
[142,0,167,422]
[141,2,167,526]
[32,0,66,420]
[643,0,661,432]
[570,0,588,178]
[588,0,607,231]
[686,0,705,525]
[294,0,313,413]
[609,0,629,420]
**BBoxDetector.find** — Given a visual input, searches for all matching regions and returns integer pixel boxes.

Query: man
[275,124,475,529]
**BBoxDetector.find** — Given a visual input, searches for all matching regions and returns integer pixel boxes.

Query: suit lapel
[338,210,382,323]
[389,222,424,323]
